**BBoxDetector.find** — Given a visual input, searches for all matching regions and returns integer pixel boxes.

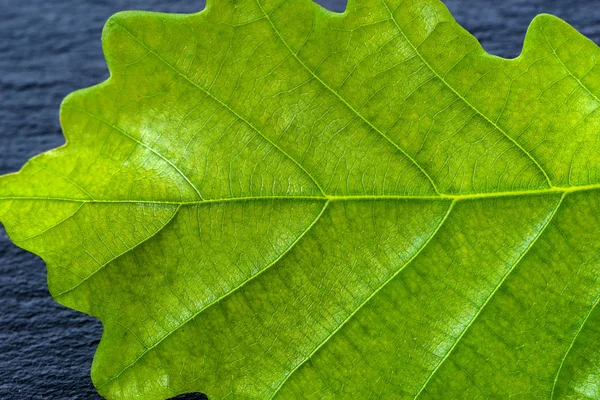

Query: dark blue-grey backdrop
[1,0,599,398]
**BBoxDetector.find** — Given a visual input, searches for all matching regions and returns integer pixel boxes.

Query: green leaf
[1,0,600,398]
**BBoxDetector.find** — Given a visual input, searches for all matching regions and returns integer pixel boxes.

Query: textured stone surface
[0,0,599,398]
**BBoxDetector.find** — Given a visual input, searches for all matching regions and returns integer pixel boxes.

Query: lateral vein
[381,0,554,188]
[54,204,182,298]
[111,20,328,197]
[98,200,331,388]
[550,289,600,399]
[413,192,566,399]
[267,199,456,399]
[255,0,441,195]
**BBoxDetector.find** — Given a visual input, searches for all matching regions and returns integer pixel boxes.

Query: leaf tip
[522,12,599,60]
[528,12,567,32]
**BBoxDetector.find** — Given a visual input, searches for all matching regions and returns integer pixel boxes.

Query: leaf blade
[1,0,600,399]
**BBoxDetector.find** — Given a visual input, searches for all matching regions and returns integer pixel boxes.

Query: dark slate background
[1,0,599,398]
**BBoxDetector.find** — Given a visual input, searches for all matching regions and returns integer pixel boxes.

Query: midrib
[2,182,600,205]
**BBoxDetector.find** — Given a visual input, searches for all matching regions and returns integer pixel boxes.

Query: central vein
[2,182,599,205]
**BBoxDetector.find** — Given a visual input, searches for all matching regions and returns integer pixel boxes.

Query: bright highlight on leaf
[1,0,600,398]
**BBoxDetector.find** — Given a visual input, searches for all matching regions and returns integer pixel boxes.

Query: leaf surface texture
[1,0,600,398]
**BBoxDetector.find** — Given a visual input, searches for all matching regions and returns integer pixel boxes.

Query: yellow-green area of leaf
[1,0,600,398]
